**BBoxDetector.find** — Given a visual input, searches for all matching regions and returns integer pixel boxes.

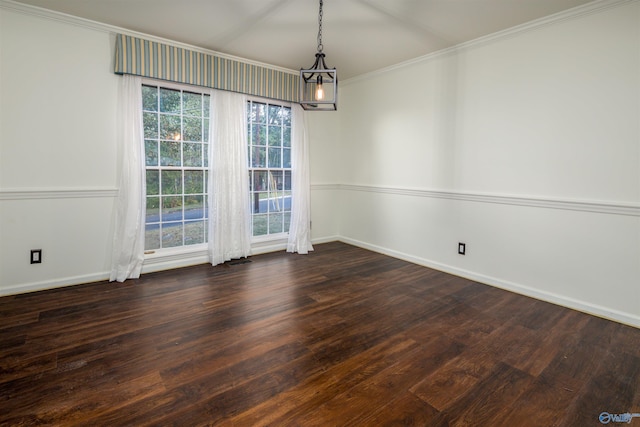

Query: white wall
[334,1,640,327]
[0,6,120,294]
[308,109,341,242]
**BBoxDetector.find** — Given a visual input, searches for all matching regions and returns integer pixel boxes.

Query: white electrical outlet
[458,243,466,255]
[31,249,42,264]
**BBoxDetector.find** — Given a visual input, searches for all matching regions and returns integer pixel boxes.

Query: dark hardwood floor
[1,242,639,426]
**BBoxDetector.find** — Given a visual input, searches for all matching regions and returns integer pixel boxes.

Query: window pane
[146,197,159,221]
[266,195,280,213]
[145,140,158,166]
[253,214,268,236]
[183,143,202,167]
[269,213,284,234]
[183,117,202,142]
[203,95,210,116]
[284,212,291,231]
[142,86,158,111]
[162,196,183,221]
[252,124,266,146]
[160,88,181,113]
[284,171,292,191]
[271,195,287,212]
[268,105,282,125]
[268,147,281,168]
[283,148,291,168]
[185,195,204,219]
[146,170,159,195]
[253,171,268,191]
[252,191,269,213]
[251,146,266,168]
[283,191,292,212]
[185,220,205,245]
[162,223,184,248]
[203,118,210,142]
[282,109,291,127]
[142,86,158,112]
[143,113,158,139]
[160,114,181,141]
[145,224,160,250]
[160,141,181,166]
[183,91,202,116]
[203,144,209,168]
[161,170,182,194]
[283,127,291,147]
[251,102,267,124]
[268,125,281,146]
[269,170,283,191]
[184,170,204,194]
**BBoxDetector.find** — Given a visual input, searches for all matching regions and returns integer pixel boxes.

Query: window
[247,100,292,238]
[142,84,210,250]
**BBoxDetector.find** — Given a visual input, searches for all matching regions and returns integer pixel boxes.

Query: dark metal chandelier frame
[299,0,337,111]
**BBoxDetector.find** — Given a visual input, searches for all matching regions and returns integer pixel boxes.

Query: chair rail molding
[0,187,119,200]
[336,184,640,217]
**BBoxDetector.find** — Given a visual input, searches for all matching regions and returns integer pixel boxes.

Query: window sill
[251,232,288,244]
[144,243,208,260]
[140,236,290,275]
[142,244,209,274]
[252,234,289,255]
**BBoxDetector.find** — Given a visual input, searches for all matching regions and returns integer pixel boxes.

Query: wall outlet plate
[31,249,42,264]
[458,243,466,255]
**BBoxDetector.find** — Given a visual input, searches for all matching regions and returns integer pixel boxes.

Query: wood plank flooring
[1,242,639,426]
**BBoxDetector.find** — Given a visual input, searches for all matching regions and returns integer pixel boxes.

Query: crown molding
[0,0,298,76]
[344,0,636,85]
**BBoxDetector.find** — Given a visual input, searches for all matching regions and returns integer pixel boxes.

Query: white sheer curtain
[287,104,314,254]
[208,90,252,265]
[110,75,146,282]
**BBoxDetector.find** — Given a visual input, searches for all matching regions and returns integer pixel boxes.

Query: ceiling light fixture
[300,0,337,111]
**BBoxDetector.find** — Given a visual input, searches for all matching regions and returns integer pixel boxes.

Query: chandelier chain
[317,0,324,52]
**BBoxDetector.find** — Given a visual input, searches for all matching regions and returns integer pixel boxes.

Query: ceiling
[13,0,596,79]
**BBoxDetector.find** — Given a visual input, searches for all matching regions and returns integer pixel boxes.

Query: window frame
[246,96,293,243]
[141,78,210,255]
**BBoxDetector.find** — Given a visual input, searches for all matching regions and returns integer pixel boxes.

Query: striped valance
[114,34,300,103]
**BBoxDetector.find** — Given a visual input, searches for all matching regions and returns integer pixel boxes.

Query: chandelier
[299,0,337,111]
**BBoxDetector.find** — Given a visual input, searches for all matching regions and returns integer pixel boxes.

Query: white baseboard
[338,236,640,329]
[311,235,341,245]
[4,234,638,329]
[0,272,110,297]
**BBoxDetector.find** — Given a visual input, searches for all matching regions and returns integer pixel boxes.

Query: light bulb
[315,76,324,100]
